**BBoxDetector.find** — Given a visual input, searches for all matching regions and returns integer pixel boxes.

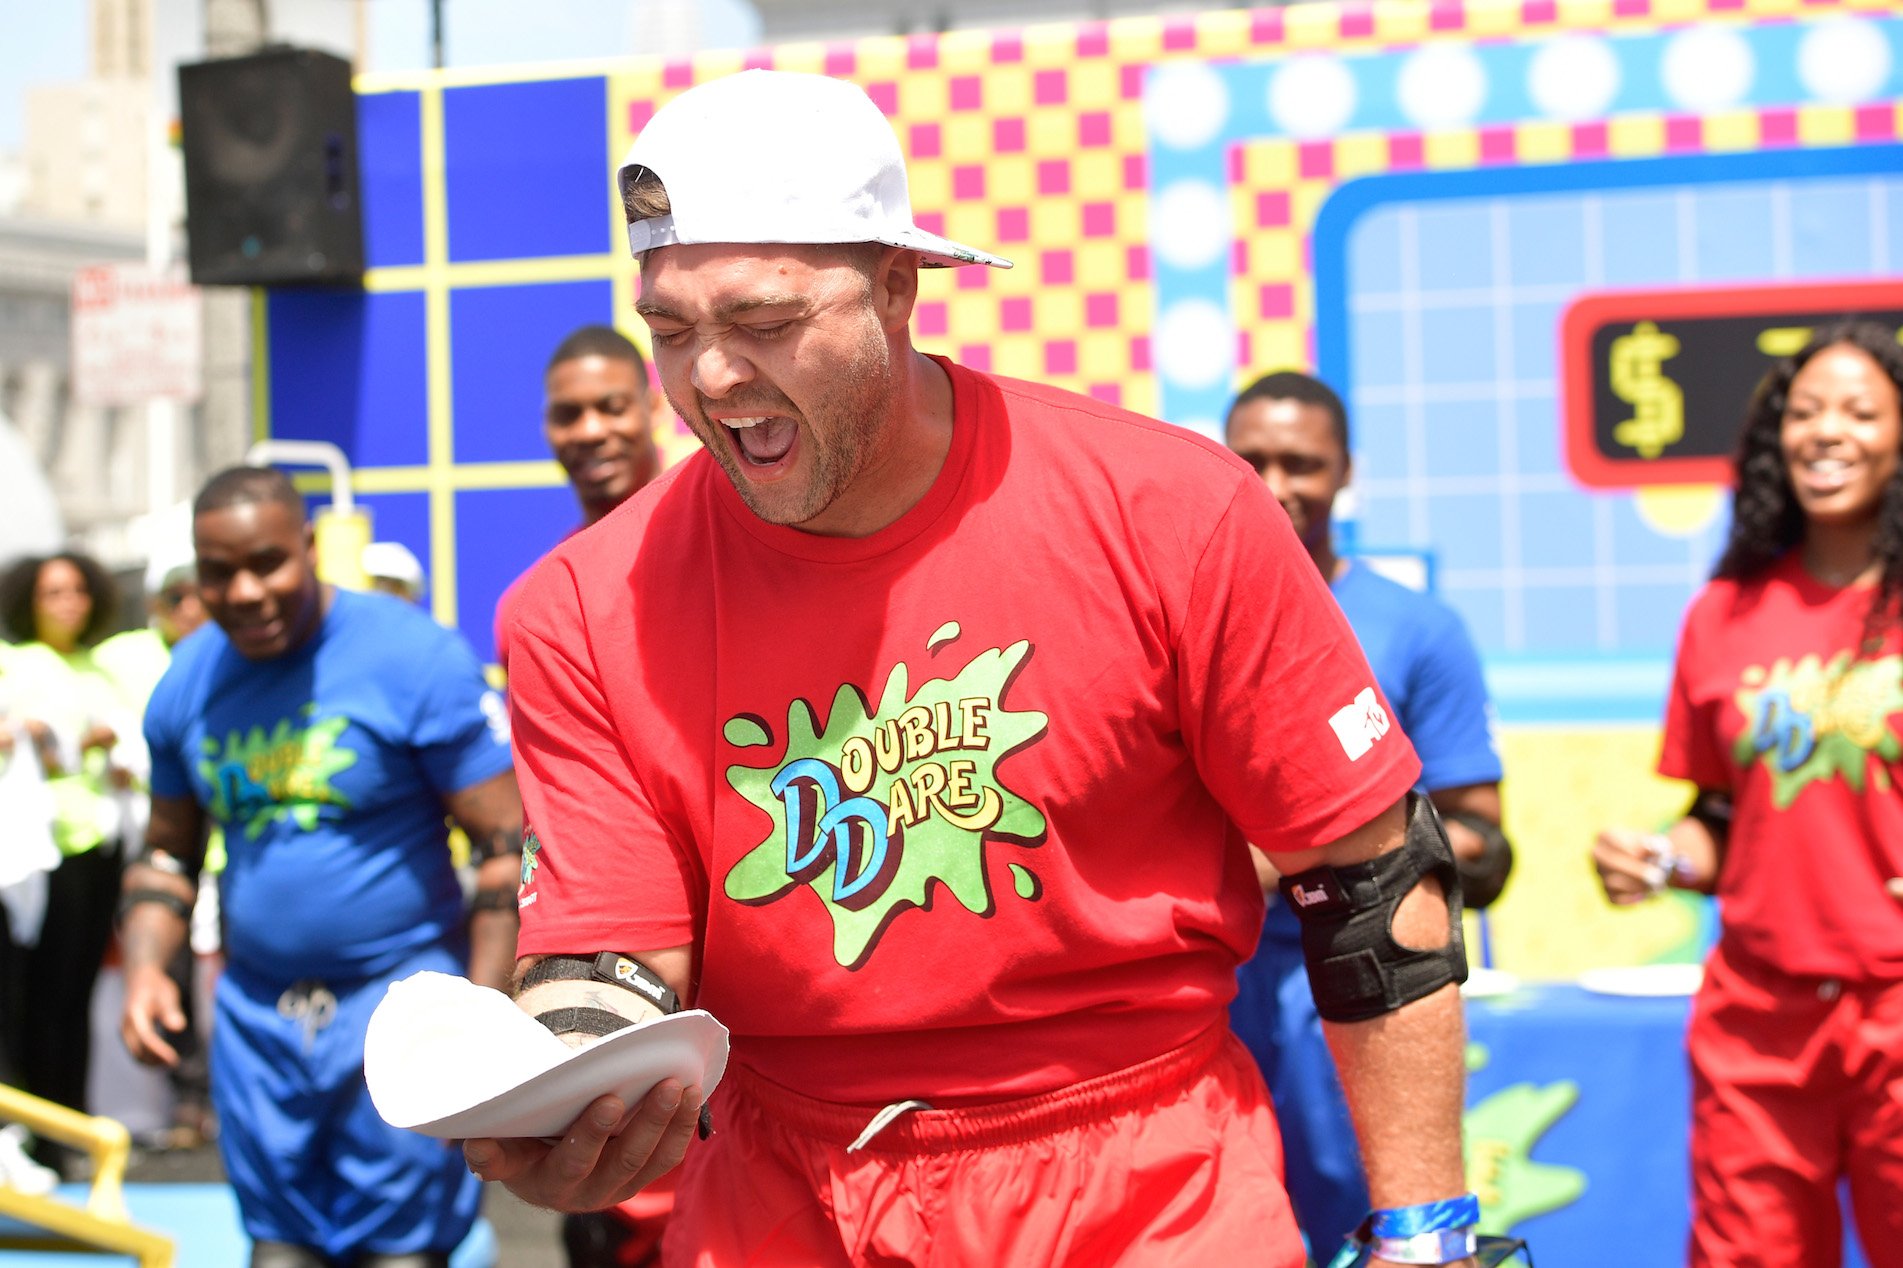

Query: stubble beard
[705,322,896,528]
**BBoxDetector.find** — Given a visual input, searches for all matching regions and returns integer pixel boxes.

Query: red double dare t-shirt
[1661,554,1903,981]
[509,360,1419,1104]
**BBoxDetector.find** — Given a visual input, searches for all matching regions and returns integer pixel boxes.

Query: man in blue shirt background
[1225,371,1512,1264]
[117,466,525,1268]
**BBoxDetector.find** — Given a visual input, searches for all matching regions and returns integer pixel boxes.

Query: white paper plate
[1460,966,1522,998]
[1576,963,1704,998]
[365,970,729,1140]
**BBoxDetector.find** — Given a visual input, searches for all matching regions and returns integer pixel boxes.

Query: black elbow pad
[1277,791,1469,1022]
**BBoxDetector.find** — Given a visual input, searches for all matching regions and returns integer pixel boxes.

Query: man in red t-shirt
[493,324,668,674]
[466,70,1482,1268]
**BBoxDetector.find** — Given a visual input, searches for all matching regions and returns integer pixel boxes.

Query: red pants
[661,1026,1302,1268]
[1688,944,1903,1268]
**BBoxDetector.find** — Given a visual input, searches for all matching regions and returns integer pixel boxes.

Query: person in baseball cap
[471,69,1482,1268]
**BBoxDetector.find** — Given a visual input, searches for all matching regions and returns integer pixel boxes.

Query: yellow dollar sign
[1609,321,1684,460]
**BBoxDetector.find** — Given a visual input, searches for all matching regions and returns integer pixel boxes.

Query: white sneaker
[0,1123,59,1196]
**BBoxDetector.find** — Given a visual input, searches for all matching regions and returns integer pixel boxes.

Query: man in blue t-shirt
[1225,371,1511,1263]
[117,466,525,1268]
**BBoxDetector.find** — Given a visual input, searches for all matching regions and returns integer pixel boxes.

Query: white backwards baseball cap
[618,70,1012,270]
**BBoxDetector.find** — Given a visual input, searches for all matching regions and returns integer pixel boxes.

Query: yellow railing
[0,1084,174,1267]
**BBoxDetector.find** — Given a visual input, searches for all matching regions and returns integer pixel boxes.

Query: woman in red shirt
[1595,320,1903,1267]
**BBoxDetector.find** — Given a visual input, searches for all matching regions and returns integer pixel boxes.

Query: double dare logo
[1733,651,1903,807]
[198,705,357,839]
[722,622,1049,969]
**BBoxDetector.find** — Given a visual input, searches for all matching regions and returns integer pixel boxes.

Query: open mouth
[573,452,626,486]
[719,415,800,472]
[229,617,283,648]
[1794,455,1853,495]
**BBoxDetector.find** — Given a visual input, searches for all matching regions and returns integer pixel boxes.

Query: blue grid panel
[449,279,617,465]
[307,488,432,589]
[443,77,611,263]
[1348,310,1409,387]
[455,485,582,664]
[1348,400,1409,485]
[1427,494,1507,573]
[1886,178,1903,270]
[1513,394,1562,473]
[1510,302,1565,383]
[267,289,429,469]
[1616,581,1703,652]
[1517,491,1598,570]
[1417,304,1500,384]
[1610,498,1730,569]
[1596,193,1685,286]
[1691,189,1777,283]
[1440,582,1507,660]
[1518,583,1602,655]
[357,89,425,270]
[1312,147,1903,720]
[1506,198,1590,290]
[1420,400,1502,480]
[1416,205,1494,293]
[1355,493,1412,551]
[1346,210,1405,298]
[1789,181,1875,278]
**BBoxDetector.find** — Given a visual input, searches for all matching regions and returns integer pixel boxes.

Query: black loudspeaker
[178,46,364,286]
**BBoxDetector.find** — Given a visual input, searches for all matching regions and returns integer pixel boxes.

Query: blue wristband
[1369,1194,1482,1240]
[1371,1228,1479,1265]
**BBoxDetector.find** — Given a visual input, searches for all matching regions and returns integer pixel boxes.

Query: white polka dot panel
[1527,35,1622,121]
[1397,44,1489,131]
[1661,26,1756,113]
[1798,18,1893,105]
[1267,55,1358,140]
[1147,63,1231,151]
[1152,181,1231,271]
[1155,300,1235,391]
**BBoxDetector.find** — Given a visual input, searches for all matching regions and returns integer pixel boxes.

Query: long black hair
[1712,320,1903,643]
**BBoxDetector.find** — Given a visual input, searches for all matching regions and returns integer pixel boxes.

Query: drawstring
[845,1100,933,1153]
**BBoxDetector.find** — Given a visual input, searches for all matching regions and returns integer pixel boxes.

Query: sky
[0,0,763,152]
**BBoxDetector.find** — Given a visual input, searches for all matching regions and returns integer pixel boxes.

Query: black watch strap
[116,887,193,927]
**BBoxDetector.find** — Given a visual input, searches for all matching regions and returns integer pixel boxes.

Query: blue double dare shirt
[1263,561,1501,942]
[146,589,513,987]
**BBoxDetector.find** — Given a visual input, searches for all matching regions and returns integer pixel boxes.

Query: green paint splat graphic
[1732,652,1903,808]
[723,636,1049,968]
[1462,1045,1587,1236]
[725,716,771,748]
[928,621,960,652]
[197,706,357,840]
[1009,863,1040,900]
[520,828,543,890]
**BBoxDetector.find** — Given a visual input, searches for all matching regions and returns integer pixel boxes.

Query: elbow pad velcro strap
[1277,792,1469,1022]
[469,829,525,864]
[518,952,681,1017]
[1446,811,1513,910]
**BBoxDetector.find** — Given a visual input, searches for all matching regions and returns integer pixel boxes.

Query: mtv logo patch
[1329,687,1391,761]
